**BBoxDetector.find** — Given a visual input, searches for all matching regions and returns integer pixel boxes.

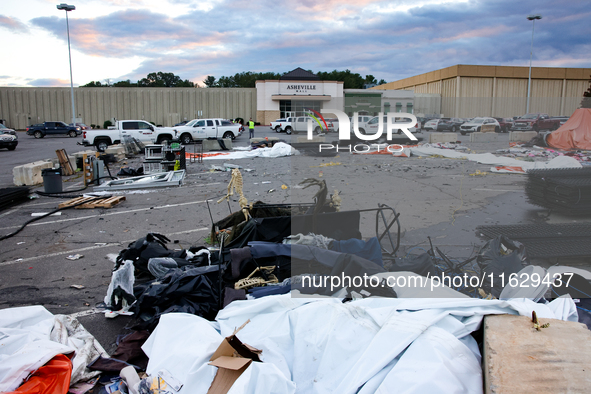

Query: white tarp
[409,146,582,173]
[142,292,577,394]
[200,142,297,160]
[0,306,107,392]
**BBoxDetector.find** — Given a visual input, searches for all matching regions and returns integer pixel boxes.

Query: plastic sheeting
[188,142,297,161]
[142,292,577,394]
[546,109,591,150]
[409,146,582,173]
[0,306,107,392]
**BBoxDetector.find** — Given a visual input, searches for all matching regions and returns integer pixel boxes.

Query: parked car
[169,118,243,144]
[423,118,441,131]
[435,118,464,132]
[459,117,500,135]
[292,116,335,134]
[350,115,373,133]
[365,115,419,135]
[26,121,81,138]
[0,125,18,150]
[511,113,561,131]
[550,116,569,127]
[0,123,17,135]
[270,118,293,134]
[69,122,90,130]
[493,118,514,133]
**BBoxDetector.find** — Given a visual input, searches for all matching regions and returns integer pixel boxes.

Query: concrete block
[469,132,503,142]
[13,161,54,186]
[202,138,232,151]
[510,131,538,142]
[483,314,591,394]
[429,133,457,143]
[105,144,125,156]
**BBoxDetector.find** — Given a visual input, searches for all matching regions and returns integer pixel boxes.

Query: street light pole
[526,14,542,114]
[57,3,76,126]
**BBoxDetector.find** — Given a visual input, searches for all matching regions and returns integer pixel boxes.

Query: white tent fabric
[0,306,107,392]
[201,142,297,160]
[142,292,577,394]
[409,146,582,173]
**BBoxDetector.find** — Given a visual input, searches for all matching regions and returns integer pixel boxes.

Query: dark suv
[436,118,464,132]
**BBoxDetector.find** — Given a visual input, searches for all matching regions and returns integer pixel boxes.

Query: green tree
[582,74,591,108]
[317,69,365,89]
[203,75,217,87]
[138,72,195,87]
[112,79,137,87]
[81,80,103,87]
[377,79,387,85]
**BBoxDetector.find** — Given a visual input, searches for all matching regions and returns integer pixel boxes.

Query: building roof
[280,67,320,81]
[372,64,591,90]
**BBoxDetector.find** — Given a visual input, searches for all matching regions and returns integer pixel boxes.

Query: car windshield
[186,119,199,126]
[471,118,486,124]
[520,114,539,119]
[0,124,7,130]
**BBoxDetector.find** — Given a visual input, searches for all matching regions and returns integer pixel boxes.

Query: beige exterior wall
[0,87,257,130]
[257,110,281,126]
[372,65,591,118]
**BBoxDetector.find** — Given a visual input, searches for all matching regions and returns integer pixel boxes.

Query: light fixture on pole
[56,3,76,127]
[526,14,542,114]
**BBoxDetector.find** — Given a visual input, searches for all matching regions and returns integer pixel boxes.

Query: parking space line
[472,188,523,192]
[0,199,210,231]
[0,227,209,267]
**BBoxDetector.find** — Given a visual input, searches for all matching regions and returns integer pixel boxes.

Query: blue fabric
[248,280,291,298]
[329,237,383,267]
[248,242,343,269]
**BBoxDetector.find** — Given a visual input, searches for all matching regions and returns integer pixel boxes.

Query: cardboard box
[207,320,262,394]
[481,124,496,133]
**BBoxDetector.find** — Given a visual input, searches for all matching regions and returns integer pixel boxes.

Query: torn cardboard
[207,320,262,394]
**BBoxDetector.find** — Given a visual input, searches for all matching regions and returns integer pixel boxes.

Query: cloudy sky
[0,0,589,87]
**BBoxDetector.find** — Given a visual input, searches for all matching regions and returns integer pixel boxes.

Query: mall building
[371,64,591,118]
[255,68,425,125]
[1,65,588,130]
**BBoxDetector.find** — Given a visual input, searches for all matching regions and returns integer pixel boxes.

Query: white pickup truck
[291,116,337,134]
[172,118,242,144]
[82,120,176,152]
[270,118,293,134]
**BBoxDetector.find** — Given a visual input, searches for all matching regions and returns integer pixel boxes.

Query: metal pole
[526,19,536,114]
[65,10,76,126]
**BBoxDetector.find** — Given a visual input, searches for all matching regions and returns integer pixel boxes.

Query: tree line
[204,70,386,89]
[82,70,387,89]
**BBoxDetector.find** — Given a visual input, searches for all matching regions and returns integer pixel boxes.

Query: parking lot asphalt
[0,126,587,352]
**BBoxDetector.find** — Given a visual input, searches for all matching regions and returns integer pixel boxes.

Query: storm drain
[476,223,591,258]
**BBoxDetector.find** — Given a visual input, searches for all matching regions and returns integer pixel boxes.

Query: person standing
[248,118,255,139]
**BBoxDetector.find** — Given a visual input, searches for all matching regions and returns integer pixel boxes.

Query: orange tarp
[7,354,72,394]
[546,108,591,150]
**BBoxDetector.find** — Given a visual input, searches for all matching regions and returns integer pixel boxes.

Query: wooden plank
[56,149,74,176]
[58,196,126,209]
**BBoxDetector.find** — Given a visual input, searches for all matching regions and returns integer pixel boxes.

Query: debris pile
[525,167,591,215]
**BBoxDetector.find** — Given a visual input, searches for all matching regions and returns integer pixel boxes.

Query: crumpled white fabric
[143,293,577,394]
[409,146,582,173]
[202,142,298,160]
[0,306,107,392]
[104,259,135,309]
